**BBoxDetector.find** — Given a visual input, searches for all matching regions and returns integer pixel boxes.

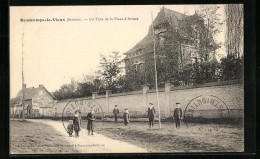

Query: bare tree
[197,5,224,38]
[225,4,244,58]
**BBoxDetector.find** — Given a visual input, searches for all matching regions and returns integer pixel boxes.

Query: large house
[124,7,218,77]
[10,84,56,117]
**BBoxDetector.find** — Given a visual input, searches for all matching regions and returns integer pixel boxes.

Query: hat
[176,102,180,104]
[124,108,128,110]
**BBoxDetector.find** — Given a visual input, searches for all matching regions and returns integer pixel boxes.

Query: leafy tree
[76,82,96,98]
[98,51,123,93]
[220,55,243,81]
[53,80,78,100]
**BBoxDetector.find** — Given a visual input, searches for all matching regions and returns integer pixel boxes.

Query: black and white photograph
[9,4,245,153]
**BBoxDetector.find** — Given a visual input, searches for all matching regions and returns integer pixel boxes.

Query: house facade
[124,7,218,78]
[11,84,56,117]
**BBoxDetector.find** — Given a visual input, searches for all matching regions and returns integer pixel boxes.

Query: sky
[10,5,226,98]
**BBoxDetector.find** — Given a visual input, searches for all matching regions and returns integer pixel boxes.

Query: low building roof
[15,86,55,101]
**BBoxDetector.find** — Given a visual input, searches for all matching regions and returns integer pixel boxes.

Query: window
[159,33,165,45]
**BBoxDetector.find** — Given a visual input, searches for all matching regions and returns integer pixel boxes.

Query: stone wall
[53,80,244,120]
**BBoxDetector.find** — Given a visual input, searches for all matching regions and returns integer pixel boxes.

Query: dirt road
[29,119,147,153]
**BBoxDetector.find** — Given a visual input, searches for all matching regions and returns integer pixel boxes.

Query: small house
[11,84,56,117]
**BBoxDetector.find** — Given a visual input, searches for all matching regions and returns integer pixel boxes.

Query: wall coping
[170,80,243,91]
[109,90,143,97]
[57,97,93,103]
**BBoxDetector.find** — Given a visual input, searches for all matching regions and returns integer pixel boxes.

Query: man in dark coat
[87,109,96,135]
[27,105,31,116]
[73,110,81,138]
[123,108,130,126]
[113,105,119,124]
[148,103,155,128]
[173,103,182,129]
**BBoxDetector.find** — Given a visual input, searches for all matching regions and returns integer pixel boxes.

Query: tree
[76,82,96,98]
[197,5,224,38]
[53,80,77,100]
[98,51,123,92]
[220,55,243,81]
[225,4,244,58]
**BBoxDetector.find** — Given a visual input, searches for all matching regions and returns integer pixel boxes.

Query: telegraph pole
[151,12,162,129]
[21,30,25,121]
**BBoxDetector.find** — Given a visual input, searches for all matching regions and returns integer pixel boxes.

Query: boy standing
[173,103,182,129]
[123,108,130,126]
[73,111,81,138]
[67,120,74,137]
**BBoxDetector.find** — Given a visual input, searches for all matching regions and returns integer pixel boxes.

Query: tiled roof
[124,7,187,55]
[124,7,218,56]
[16,86,55,100]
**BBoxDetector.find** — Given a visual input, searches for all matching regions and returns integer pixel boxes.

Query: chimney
[22,84,26,89]
[39,84,44,88]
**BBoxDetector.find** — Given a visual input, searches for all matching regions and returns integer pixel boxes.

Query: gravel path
[29,119,147,153]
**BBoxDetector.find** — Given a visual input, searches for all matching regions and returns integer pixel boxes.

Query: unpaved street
[29,119,147,153]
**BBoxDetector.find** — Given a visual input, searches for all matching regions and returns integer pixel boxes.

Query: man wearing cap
[173,103,182,129]
[113,105,120,124]
[148,103,155,128]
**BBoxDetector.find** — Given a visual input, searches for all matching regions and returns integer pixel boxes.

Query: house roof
[154,7,188,28]
[15,86,55,101]
[124,7,187,55]
[123,7,218,56]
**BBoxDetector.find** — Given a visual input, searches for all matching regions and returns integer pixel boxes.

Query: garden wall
[53,80,244,120]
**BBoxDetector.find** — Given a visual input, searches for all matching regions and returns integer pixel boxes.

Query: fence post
[165,82,171,118]
[92,92,98,100]
[142,85,148,114]
[105,90,112,114]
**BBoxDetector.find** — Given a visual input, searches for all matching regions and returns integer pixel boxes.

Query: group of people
[113,105,130,126]
[67,109,96,138]
[66,102,183,137]
[113,102,183,129]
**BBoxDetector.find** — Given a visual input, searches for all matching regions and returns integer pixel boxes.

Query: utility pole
[21,30,25,121]
[151,12,162,129]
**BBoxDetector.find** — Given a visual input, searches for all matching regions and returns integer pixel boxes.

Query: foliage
[52,79,78,100]
[53,51,243,100]
[220,55,243,81]
[197,5,224,37]
[180,62,221,85]
[98,51,123,92]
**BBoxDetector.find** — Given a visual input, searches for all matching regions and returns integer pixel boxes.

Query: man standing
[123,108,130,126]
[87,109,96,135]
[113,105,119,124]
[173,103,182,129]
[148,103,155,128]
[27,105,31,116]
